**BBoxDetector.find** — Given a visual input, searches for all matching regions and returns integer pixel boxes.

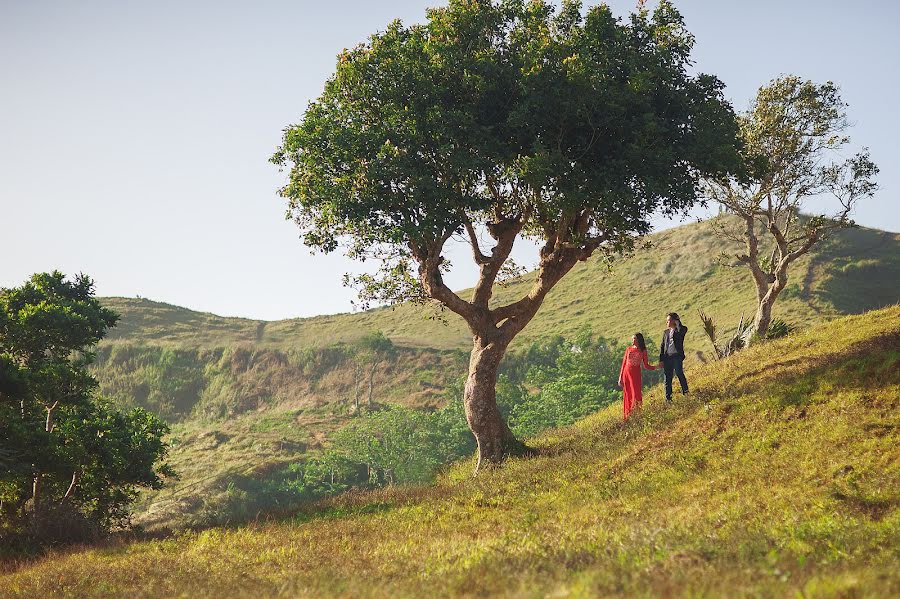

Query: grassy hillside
[4,306,898,597]
[92,343,466,530]
[100,216,900,352]
[89,215,899,532]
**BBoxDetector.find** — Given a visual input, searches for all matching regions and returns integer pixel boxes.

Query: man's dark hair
[667,312,681,322]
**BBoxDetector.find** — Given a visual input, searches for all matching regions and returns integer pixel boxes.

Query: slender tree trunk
[31,401,59,519]
[752,270,787,340]
[63,471,80,501]
[353,362,362,413]
[32,473,42,515]
[367,360,379,407]
[463,335,531,471]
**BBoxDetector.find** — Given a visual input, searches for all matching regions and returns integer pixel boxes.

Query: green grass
[89,215,900,534]
[99,216,900,352]
[3,305,898,597]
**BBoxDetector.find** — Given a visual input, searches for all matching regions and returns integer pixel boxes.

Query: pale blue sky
[1,1,897,320]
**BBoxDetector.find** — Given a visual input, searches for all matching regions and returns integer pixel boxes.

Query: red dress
[619,346,656,420]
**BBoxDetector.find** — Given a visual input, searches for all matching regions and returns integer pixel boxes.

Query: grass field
[3,305,897,597]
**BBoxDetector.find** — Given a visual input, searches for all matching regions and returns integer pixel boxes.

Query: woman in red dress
[618,333,658,420]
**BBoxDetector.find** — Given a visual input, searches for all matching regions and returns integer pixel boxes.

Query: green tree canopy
[0,272,172,546]
[273,0,740,468]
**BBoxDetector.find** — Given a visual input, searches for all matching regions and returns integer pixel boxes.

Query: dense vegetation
[3,306,896,597]
[0,273,171,552]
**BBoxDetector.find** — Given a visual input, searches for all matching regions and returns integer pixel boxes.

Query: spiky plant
[698,309,754,359]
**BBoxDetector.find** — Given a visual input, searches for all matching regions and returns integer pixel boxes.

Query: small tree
[705,76,878,339]
[350,331,396,412]
[0,272,172,542]
[273,0,739,468]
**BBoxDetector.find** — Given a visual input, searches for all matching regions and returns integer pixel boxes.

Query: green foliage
[273,0,739,306]
[697,308,753,359]
[0,272,171,548]
[331,405,471,485]
[502,329,632,437]
[765,318,797,340]
[291,399,474,496]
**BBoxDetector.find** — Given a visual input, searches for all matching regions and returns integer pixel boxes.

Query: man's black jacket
[659,325,688,361]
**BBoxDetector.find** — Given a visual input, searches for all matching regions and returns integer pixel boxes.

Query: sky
[1,0,897,320]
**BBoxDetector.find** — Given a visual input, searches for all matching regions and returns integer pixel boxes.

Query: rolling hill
[4,305,898,597]
[99,215,900,352]
[87,215,899,530]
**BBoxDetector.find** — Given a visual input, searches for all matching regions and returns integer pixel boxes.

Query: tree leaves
[1,272,172,544]
[273,0,740,311]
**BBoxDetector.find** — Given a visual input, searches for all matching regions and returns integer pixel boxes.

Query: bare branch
[414,229,477,322]
[459,210,491,265]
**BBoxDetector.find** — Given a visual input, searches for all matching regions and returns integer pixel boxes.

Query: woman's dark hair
[634,333,647,352]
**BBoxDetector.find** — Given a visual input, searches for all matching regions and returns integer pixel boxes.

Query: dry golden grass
[2,305,898,597]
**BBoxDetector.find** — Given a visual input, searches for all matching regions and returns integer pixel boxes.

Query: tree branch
[741,215,771,299]
[459,210,491,265]
[471,211,527,308]
[782,230,819,266]
[493,228,605,340]
[413,230,478,324]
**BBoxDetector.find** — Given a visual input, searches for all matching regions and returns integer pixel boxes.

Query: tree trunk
[353,362,362,413]
[367,360,379,407]
[753,297,775,340]
[751,270,787,341]
[32,473,42,515]
[464,335,531,472]
[32,401,58,518]
[63,471,80,501]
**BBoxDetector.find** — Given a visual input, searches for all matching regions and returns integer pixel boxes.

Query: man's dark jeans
[662,355,688,402]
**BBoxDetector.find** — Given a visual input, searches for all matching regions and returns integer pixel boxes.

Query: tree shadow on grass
[808,228,900,315]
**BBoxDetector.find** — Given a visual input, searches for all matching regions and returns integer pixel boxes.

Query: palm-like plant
[765,318,797,340]
[698,309,754,359]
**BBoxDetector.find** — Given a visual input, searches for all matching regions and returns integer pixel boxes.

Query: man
[659,312,689,403]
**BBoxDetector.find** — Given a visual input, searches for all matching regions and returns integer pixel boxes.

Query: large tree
[272,0,740,468]
[704,76,878,339]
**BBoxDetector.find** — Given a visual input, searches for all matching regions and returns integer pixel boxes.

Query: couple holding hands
[618,312,689,420]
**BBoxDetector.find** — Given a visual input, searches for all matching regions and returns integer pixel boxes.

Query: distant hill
[6,305,898,597]
[101,215,899,353]
[89,215,899,530]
